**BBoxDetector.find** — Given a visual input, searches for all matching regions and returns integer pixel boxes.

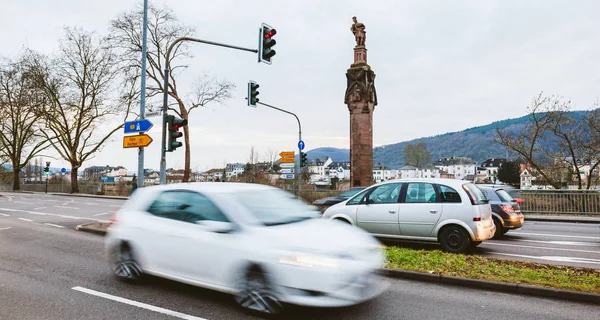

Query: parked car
[105,183,387,315]
[477,186,524,238]
[322,178,496,253]
[477,184,524,206]
[313,187,367,210]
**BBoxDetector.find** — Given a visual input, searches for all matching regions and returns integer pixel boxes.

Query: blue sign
[61,168,66,173]
[124,119,153,134]
[298,140,305,151]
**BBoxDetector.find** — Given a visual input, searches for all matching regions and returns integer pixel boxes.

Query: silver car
[322,178,496,253]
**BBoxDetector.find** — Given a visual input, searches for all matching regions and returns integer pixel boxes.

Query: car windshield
[339,188,365,198]
[496,189,514,202]
[232,189,320,226]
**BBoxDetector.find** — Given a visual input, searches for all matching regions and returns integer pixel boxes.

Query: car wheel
[110,242,142,283]
[439,226,471,253]
[235,267,282,315]
[492,218,505,239]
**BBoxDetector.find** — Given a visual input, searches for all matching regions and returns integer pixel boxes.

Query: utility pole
[137,0,149,189]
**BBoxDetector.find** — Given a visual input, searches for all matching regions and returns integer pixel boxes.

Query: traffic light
[44,161,50,174]
[258,23,277,64]
[247,81,260,106]
[167,115,188,152]
[300,152,308,167]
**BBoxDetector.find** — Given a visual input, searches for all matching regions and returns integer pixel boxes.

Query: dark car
[313,187,366,210]
[478,186,524,238]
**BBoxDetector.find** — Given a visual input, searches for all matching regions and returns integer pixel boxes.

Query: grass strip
[385,247,600,294]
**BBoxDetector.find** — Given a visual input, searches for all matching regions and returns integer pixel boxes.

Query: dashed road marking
[54,206,80,210]
[0,213,10,217]
[44,223,65,228]
[492,252,600,266]
[511,231,600,240]
[0,227,12,231]
[18,218,33,222]
[93,212,110,216]
[72,286,208,320]
[34,207,48,210]
[0,207,108,223]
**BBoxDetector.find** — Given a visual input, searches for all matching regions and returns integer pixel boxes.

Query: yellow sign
[279,157,295,163]
[279,151,295,158]
[123,134,153,148]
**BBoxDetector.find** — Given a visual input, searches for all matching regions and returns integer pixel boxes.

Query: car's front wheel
[439,226,472,253]
[110,242,142,283]
[235,267,282,315]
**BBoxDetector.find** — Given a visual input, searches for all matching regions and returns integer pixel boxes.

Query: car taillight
[500,205,515,213]
[514,198,524,205]
[473,217,482,222]
[110,214,117,223]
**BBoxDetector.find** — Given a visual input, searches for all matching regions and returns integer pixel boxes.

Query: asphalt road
[1,207,599,320]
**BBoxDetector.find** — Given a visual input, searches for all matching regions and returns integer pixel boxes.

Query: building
[434,157,476,180]
[327,162,351,180]
[225,163,245,179]
[373,163,394,183]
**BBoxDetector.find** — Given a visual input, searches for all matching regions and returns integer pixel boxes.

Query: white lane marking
[481,242,600,254]
[71,286,207,320]
[55,206,80,210]
[511,231,600,240]
[18,218,33,222]
[516,239,600,247]
[109,205,121,208]
[492,252,600,265]
[93,212,110,216]
[34,207,47,210]
[12,201,30,204]
[86,202,100,205]
[44,200,60,202]
[44,223,65,228]
[0,207,109,223]
[0,227,12,231]
[0,213,10,217]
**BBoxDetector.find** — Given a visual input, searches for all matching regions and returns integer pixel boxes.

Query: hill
[306,111,587,169]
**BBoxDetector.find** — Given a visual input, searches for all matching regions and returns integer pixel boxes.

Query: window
[347,188,369,205]
[147,190,229,223]
[438,185,461,203]
[405,183,437,203]
[365,183,402,204]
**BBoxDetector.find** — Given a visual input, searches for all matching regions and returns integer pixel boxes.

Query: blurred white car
[105,183,387,314]
[322,178,496,253]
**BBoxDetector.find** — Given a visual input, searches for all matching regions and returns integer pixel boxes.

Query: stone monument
[345,16,377,187]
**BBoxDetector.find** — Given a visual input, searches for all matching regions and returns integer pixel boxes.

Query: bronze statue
[351,16,366,47]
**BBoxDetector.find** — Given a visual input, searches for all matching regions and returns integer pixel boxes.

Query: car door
[398,182,443,237]
[356,183,402,236]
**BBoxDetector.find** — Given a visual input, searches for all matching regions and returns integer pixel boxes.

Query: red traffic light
[264,29,277,39]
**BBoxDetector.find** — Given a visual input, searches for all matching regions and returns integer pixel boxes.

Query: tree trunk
[11,164,20,191]
[71,166,79,193]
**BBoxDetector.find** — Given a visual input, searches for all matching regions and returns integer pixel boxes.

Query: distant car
[322,178,496,253]
[313,187,367,209]
[477,186,524,238]
[478,184,524,206]
[105,183,387,315]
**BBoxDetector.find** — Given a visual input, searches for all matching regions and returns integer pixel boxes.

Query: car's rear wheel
[110,242,142,283]
[235,267,282,315]
[492,218,506,239]
[439,226,471,253]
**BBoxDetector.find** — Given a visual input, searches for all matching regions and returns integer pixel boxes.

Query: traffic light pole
[255,101,302,197]
[159,37,259,184]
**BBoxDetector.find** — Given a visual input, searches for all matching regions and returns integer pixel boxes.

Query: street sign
[123,134,153,148]
[61,168,66,173]
[280,163,295,168]
[279,151,295,158]
[124,119,153,134]
[279,157,295,163]
[145,111,161,117]
[298,140,305,151]
[280,174,294,179]
[279,169,295,174]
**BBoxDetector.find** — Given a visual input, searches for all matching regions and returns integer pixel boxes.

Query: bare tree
[109,4,235,182]
[0,51,49,190]
[30,28,128,193]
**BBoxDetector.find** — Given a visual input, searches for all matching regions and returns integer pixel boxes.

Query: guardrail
[517,190,600,215]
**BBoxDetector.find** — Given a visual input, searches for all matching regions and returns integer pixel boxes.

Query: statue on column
[351,16,366,47]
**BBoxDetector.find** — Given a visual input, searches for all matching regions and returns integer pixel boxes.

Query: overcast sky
[2,0,600,172]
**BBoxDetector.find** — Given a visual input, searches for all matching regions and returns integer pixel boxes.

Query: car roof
[378,178,474,187]
[134,182,274,194]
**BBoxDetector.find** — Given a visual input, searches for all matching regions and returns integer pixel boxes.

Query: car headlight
[279,253,339,268]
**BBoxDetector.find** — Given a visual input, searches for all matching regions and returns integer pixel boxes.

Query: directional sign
[280,174,295,179]
[123,134,153,148]
[279,157,295,163]
[124,119,153,134]
[145,111,161,117]
[280,163,295,168]
[298,140,305,151]
[279,168,295,174]
[279,151,295,158]
[61,168,66,173]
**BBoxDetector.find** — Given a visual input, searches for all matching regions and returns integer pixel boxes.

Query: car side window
[347,189,369,205]
[405,183,437,203]
[437,185,461,203]
[366,183,402,204]
[147,190,229,223]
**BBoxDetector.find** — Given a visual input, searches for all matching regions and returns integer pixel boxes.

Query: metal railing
[517,190,600,215]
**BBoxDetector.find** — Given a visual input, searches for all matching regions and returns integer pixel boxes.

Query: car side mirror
[195,220,235,234]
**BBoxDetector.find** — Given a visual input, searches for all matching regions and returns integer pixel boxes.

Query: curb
[380,269,600,305]
[51,193,128,201]
[524,216,600,224]
[75,223,109,236]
